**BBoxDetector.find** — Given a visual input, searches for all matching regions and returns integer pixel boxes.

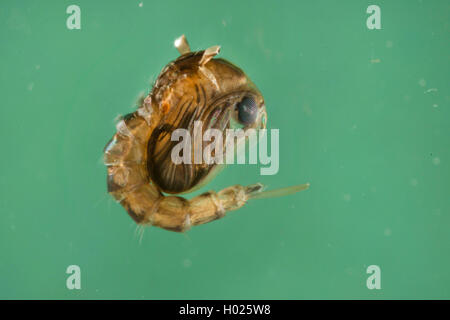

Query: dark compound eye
[237,97,258,125]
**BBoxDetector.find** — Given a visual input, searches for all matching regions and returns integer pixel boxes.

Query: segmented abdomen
[103,101,162,224]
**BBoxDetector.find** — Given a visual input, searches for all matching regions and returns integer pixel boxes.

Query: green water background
[0,0,449,299]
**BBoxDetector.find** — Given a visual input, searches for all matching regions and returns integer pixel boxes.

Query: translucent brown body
[103,36,308,232]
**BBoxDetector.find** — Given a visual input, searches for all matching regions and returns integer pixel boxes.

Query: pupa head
[147,35,267,194]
